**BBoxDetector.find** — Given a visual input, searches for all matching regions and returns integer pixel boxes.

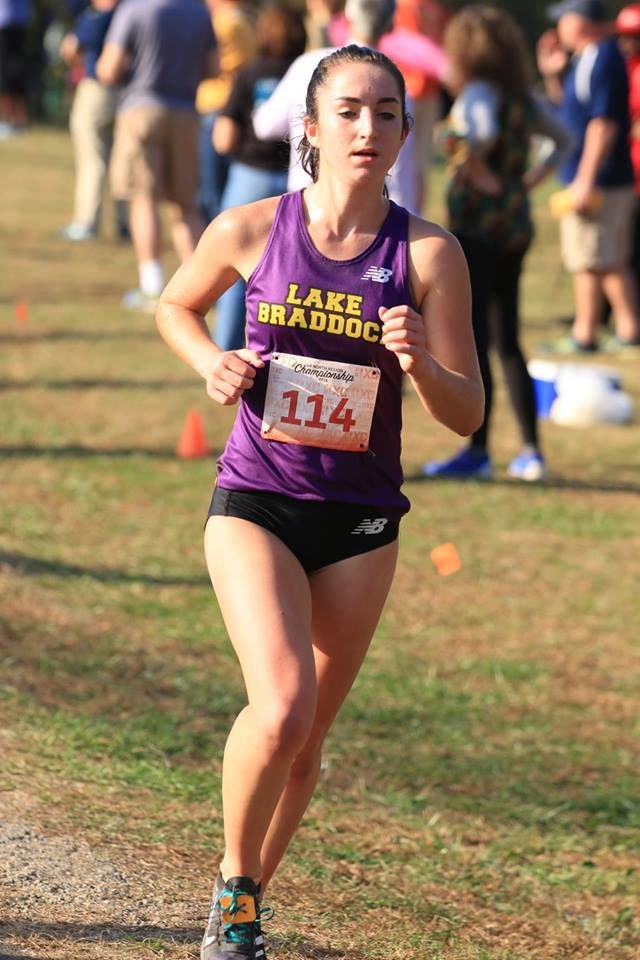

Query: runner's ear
[303,114,320,148]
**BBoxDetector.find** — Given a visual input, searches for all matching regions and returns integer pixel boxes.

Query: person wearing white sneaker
[58,0,127,245]
[96,0,217,310]
[507,448,547,482]
[423,7,568,482]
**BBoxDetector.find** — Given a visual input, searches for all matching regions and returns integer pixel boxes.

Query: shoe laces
[257,904,275,925]
[221,888,257,947]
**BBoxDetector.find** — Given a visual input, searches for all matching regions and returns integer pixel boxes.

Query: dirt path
[0,794,348,960]
[0,793,204,960]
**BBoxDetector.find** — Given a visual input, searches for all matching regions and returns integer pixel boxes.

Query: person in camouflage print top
[423,4,573,482]
[447,92,536,254]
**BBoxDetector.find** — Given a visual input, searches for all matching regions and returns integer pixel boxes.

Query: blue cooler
[528,360,559,418]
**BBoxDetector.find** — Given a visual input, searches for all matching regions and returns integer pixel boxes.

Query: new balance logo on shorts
[350,518,389,535]
[361,266,393,283]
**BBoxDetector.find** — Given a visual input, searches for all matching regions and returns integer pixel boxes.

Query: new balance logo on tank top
[217,191,414,515]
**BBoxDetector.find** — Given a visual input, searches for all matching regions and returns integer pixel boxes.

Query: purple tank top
[217,190,415,514]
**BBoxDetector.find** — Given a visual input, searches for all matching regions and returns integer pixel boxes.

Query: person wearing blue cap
[538,0,640,352]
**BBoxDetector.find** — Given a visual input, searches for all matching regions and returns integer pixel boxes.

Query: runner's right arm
[156,205,275,404]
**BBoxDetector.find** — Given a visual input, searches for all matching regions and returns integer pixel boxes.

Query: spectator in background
[197,0,256,224]
[253,0,420,214]
[97,0,217,312]
[538,0,640,352]
[212,2,307,351]
[394,0,449,212]
[59,0,129,242]
[304,0,343,50]
[0,0,32,136]
[423,4,573,482]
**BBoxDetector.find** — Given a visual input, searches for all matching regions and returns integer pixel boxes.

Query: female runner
[156,44,484,960]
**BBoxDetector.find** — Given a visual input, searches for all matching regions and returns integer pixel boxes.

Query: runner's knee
[252,693,317,757]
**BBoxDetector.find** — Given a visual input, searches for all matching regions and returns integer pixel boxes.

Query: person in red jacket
[616,4,640,314]
[617,5,640,189]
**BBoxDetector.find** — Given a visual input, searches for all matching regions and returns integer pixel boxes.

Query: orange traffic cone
[176,410,209,459]
[15,299,28,325]
[430,542,462,577]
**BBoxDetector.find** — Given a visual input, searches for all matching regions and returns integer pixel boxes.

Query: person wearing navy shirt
[558,33,633,187]
[538,0,640,351]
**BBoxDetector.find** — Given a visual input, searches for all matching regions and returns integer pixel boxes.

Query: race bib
[261,353,380,452]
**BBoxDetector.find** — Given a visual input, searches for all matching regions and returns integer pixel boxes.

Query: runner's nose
[357,109,375,139]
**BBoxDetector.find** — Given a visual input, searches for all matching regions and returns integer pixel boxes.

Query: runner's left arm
[380,223,484,437]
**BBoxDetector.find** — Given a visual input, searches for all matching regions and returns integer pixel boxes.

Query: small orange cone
[177,410,209,459]
[430,542,462,577]
[15,299,28,325]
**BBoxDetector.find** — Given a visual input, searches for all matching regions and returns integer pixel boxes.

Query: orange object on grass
[15,300,28,325]
[177,410,210,459]
[430,542,462,576]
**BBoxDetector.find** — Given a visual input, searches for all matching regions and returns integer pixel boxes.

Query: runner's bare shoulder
[203,195,284,277]
[407,213,468,306]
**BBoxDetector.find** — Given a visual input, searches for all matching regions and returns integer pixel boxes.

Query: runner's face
[305,62,406,186]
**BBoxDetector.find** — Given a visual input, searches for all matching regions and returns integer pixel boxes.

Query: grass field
[1,127,640,960]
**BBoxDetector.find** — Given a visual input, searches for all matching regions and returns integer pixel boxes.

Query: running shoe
[601,334,640,354]
[507,450,547,482]
[539,334,599,355]
[121,288,159,313]
[0,121,21,140]
[59,222,97,242]
[201,874,268,960]
[421,446,492,479]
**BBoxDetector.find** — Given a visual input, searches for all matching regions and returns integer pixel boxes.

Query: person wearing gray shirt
[98,0,217,309]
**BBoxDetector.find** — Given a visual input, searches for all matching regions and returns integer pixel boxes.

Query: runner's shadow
[408,471,640,495]
[0,443,189,459]
[0,925,365,959]
[0,377,196,390]
[0,551,209,587]
[272,938,366,959]
[0,921,200,948]
[0,329,156,344]
[0,951,41,960]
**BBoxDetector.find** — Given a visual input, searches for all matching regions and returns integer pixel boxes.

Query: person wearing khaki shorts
[538,0,640,352]
[560,184,635,273]
[97,0,217,311]
[110,105,200,210]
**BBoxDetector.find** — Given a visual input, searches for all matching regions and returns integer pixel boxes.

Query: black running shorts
[208,486,400,575]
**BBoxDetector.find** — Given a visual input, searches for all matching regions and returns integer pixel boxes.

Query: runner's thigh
[204,516,316,707]
[308,540,399,737]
